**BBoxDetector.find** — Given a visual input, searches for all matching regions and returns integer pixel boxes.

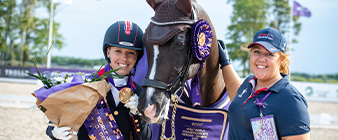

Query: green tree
[18,0,39,66]
[226,0,269,77]
[0,0,64,66]
[0,0,17,65]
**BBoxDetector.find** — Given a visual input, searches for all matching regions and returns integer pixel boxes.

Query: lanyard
[241,87,268,108]
[254,89,272,119]
[242,87,272,118]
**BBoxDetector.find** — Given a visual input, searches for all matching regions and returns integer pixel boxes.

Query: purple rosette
[191,19,213,62]
[34,74,84,102]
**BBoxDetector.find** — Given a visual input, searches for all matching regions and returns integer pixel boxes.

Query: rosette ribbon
[191,19,213,64]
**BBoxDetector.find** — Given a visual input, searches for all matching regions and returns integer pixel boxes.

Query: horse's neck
[198,63,225,107]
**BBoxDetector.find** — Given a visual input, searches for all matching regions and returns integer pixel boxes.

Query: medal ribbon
[189,74,202,106]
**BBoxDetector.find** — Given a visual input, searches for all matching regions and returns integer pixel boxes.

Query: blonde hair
[278,51,290,75]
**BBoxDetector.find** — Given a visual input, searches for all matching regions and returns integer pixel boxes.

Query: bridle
[141,41,192,96]
[141,9,198,140]
[141,8,198,97]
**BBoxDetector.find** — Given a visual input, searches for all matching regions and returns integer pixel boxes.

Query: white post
[47,0,54,68]
[289,0,293,78]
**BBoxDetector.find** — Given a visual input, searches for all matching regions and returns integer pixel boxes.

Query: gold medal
[118,87,134,104]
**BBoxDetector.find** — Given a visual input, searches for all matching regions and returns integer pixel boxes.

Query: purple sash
[84,98,124,140]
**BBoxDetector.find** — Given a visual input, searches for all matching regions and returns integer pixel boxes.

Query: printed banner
[291,81,338,103]
[0,66,31,79]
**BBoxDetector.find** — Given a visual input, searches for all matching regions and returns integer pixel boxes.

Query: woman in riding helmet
[46,20,152,140]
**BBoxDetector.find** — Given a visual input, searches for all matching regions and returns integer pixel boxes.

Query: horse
[137,0,228,124]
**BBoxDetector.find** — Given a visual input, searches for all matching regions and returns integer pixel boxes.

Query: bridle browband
[149,8,198,26]
[141,9,198,97]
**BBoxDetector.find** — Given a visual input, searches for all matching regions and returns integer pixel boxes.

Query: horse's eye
[177,41,185,47]
[176,34,185,49]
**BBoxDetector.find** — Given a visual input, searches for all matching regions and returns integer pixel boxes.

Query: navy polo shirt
[228,74,310,140]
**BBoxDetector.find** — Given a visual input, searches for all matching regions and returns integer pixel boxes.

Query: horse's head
[138,0,222,124]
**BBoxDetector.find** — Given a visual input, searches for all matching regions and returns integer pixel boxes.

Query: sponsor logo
[257,33,273,40]
[238,88,247,98]
[124,20,132,35]
[269,48,277,51]
[119,41,134,47]
[282,42,286,50]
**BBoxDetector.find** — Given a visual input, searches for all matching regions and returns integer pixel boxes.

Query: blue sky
[46,0,338,75]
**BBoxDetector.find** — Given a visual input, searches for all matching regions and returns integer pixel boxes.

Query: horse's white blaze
[144,45,160,121]
[147,45,159,101]
[149,45,159,79]
[146,45,159,101]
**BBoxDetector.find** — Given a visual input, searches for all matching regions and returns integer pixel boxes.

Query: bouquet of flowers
[27,62,120,139]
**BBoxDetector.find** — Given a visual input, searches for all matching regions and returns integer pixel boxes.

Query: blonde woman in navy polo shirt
[218,28,310,139]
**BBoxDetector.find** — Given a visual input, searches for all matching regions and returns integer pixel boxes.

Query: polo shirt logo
[238,88,247,98]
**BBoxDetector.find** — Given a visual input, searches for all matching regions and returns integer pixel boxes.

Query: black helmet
[103,20,144,67]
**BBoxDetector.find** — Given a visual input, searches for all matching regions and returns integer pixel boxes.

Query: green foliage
[50,56,106,68]
[328,79,338,84]
[0,0,64,66]
[291,72,338,84]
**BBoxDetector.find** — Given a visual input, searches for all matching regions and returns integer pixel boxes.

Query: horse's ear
[177,0,192,14]
[146,0,164,11]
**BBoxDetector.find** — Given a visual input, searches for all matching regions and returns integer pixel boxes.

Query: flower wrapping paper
[31,80,112,139]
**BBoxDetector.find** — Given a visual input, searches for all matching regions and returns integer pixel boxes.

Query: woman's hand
[218,39,231,69]
[52,126,77,140]
[124,94,140,115]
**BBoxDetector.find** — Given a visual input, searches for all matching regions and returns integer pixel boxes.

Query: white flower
[51,77,65,85]
[65,77,73,83]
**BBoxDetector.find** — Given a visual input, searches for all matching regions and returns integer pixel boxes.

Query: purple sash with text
[83,98,124,140]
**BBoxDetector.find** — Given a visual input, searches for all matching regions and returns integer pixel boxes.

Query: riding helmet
[103,20,144,67]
